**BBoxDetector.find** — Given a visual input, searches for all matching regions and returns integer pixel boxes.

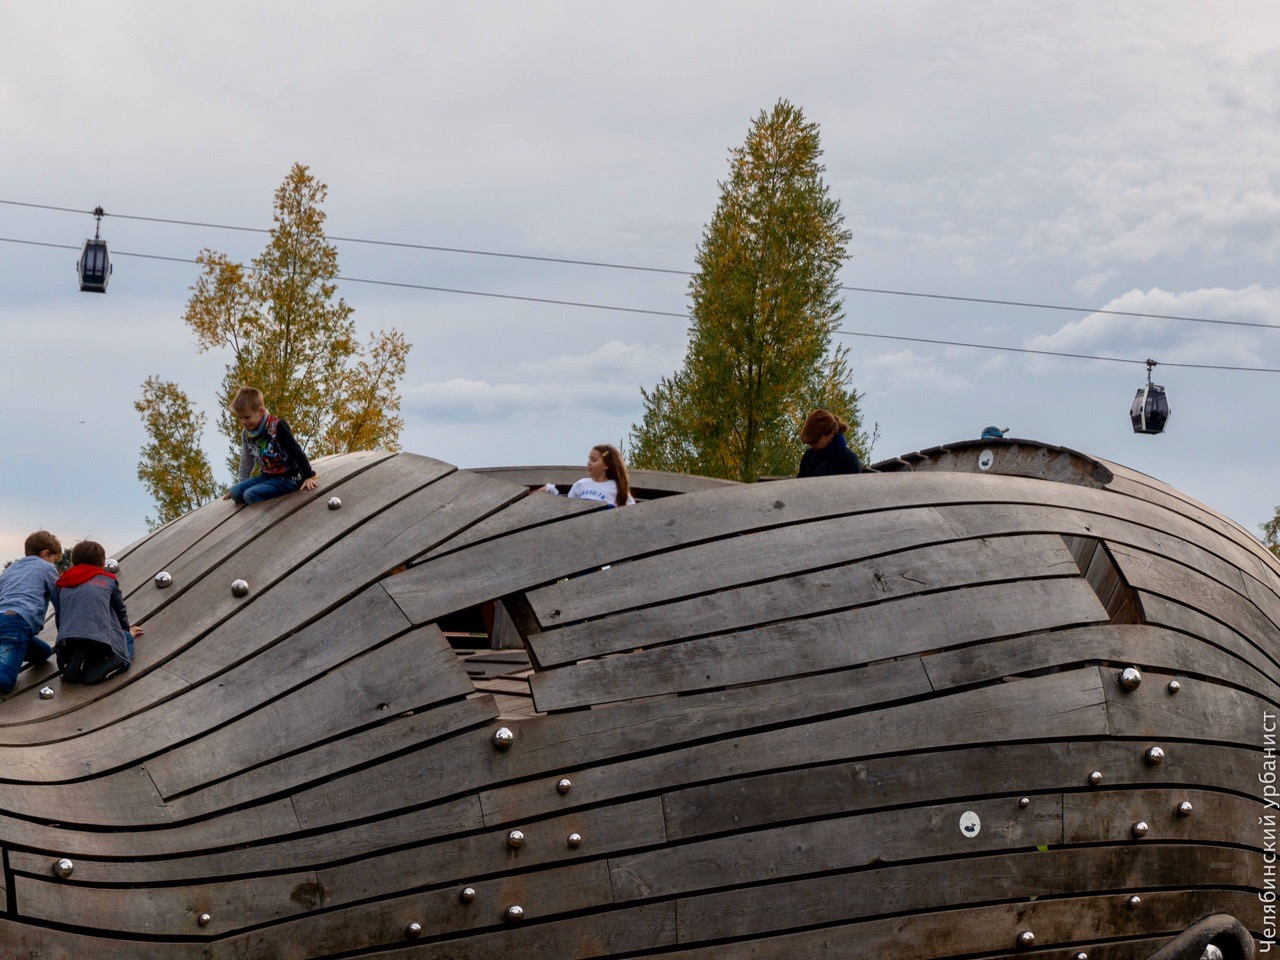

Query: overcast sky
[3,2,1280,561]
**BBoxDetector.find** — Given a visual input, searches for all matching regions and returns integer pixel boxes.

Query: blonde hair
[230,386,265,415]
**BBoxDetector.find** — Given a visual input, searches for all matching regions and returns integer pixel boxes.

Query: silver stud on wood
[1089,771,1103,785]
[405,922,422,938]
[104,558,119,573]
[1177,801,1194,817]
[38,687,54,700]
[155,571,172,588]
[198,913,212,927]
[1074,953,1089,960]
[1127,895,1142,907]
[53,858,74,878]
[327,497,342,510]
[1017,930,1035,947]
[460,887,477,903]
[505,905,524,922]
[1131,821,1149,838]
[506,830,524,849]
[231,579,249,598]
[557,778,572,794]
[492,727,514,749]
[1145,746,1165,766]
[1119,666,1142,691]
[1018,797,1030,809]
[1167,680,1181,693]
[567,832,583,848]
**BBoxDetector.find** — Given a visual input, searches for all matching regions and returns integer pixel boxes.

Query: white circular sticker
[959,811,981,838]
[978,449,995,471]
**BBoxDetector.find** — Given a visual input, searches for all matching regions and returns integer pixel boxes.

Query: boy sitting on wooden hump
[0,531,62,695]
[222,386,318,505]
[54,539,143,685]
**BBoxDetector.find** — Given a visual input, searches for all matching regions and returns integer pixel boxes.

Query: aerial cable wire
[4,198,1278,330]
[1,234,1279,373]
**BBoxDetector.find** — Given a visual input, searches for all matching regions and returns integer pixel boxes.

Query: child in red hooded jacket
[53,540,144,685]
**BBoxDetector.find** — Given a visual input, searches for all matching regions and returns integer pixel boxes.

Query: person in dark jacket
[53,540,143,685]
[797,409,863,478]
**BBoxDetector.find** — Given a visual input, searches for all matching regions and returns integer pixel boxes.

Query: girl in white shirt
[546,444,635,507]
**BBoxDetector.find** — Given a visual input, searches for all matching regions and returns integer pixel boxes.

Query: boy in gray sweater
[0,531,62,694]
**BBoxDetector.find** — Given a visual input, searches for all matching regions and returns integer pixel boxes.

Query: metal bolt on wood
[1119,667,1142,691]
[1017,930,1035,948]
[38,687,54,700]
[1127,895,1142,908]
[460,887,477,903]
[1177,801,1193,817]
[557,778,572,794]
[1018,797,1030,809]
[1168,680,1181,693]
[1089,771,1103,785]
[405,922,422,938]
[506,830,524,849]
[566,832,582,848]
[505,905,524,922]
[1131,822,1149,838]
[197,913,212,927]
[1145,746,1165,766]
[53,858,73,878]
[492,727,514,749]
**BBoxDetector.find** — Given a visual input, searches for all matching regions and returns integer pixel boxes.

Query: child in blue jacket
[0,530,62,694]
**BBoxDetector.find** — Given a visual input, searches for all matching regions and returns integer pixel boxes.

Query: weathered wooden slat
[1139,593,1280,678]
[0,915,213,960]
[526,504,964,627]
[1111,544,1279,654]
[215,901,678,960]
[613,795,1063,902]
[18,858,615,939]
[920,623,1280,703]
[628,889,1257,959]
[165,695,499,822]
[316,798,664,911]
[473,465,740,496]
[147,624,472,798]
[531,576,1107,711]
[0,764,170,826]
[1062,788,1258,845]
[529,531,1082,667]
[2,797,303,868]
[1104,667,1264,745]
[416,488,603,563]
[527,495,1270,667]
[658,740,1258,842]
[673,844,1255,943]
[15,869,325,936]
[297,667,1107,832]
[0,585,413,781]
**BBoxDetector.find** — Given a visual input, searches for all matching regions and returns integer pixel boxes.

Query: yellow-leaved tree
[135,163,411,527]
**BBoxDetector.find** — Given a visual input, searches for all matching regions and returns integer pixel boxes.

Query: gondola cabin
[77,239,111,293]
[1130,359,1170,434]
[77,205,111,293]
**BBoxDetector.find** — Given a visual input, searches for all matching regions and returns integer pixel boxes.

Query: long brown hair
[594,444,631,506]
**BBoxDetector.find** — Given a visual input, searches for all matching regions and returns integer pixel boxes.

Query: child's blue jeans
[0,613,51,694]
[227,475,301,504]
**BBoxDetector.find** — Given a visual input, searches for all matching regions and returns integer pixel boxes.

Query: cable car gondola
[1130,358,1170,434]
[77,206,111,293]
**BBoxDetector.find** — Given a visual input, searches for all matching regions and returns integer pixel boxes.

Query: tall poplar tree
[135,164,411,527]
[630,100,871,481]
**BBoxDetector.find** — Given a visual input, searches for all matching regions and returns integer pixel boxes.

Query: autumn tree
[136,164,411,526]
[134,376,220,529]
[1261,511,1280,559]
[629,100,871,481]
